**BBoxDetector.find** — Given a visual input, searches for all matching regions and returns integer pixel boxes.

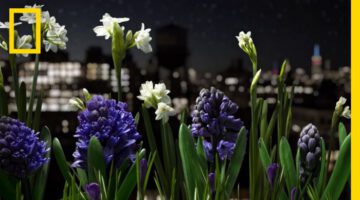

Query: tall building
[155,24,189,96]
[311,44,323,81]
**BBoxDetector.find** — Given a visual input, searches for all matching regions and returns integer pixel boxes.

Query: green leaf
[33,90,43,132]
[224,127,247,199]
[0,170,16,200]
[278,59,288,82]
[87,136,106,183]
[143,152,157,193]
[258,138,272,169]
[76,168,88,187]
[316,138,327,194]
[285,109,292,138]
[250,69,262,93]
[0,64,3,87]
[15,181,22,200]
[117,163,137,199]
[0,67,7,116]
[196,138,208,174]
[265,103,279,147]
[134,112,140,126]
[279,137,297,193]
[141,105,169,194]
[180,109,187,124]
[338,122,347,147]
[52,137,72,183]
[18,82,26,122]
[295,148,300,176]
[33,126,51,200]
[0,86,8,116]
[321,134,350,200]
[179,123,205,199]
[260,101,268,138]
[160,122,176,180]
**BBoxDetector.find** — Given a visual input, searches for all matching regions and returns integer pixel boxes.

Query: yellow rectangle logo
[9,8,41,54]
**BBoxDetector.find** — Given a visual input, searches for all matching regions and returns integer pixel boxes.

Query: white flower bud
[342,106,350,119]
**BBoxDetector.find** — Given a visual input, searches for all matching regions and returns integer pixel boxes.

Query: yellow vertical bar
[35,9,41,54]
[8,9,15,54]
[8,8,41,54]
[352,0,358,199]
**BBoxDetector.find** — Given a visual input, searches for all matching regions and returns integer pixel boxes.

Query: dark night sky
[0,0,350,72]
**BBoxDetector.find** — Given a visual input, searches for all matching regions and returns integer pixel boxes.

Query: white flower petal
[0,21,22,29]
[94,13,129,39]
[155,102,176,122]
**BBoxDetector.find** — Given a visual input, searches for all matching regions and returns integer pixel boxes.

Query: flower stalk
[26,53,40,127]
[111,22,125,101]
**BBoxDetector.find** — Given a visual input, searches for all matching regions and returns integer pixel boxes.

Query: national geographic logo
[9,8,41,54]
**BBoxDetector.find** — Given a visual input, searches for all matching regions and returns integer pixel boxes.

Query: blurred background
[0,0,350,199]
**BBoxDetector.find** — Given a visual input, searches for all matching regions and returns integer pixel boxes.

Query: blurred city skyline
[0,0,350,72]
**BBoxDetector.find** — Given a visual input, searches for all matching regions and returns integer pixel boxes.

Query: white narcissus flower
[19,5,68,52]
[19,4,44,24]
[153,83,171,104]
[93,13,129,39]
[135,23,152,53]
[0,21,22,29]
[236,31,252,49]
[16,35,33,57]
[44,24,68,52]
[155,102,176,122]
[138,81,176,122]
[137,81,157,108]
[137,81,173,108]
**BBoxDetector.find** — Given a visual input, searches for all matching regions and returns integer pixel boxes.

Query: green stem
[115,62,122,101]
[111,22,124,102]
[249,91,258,200]
[252,62,257,76]
[249,74,259,199]
[9,55,20,114]
[26,54,40,126]
[21,178,31,200]
[326,114,338,173]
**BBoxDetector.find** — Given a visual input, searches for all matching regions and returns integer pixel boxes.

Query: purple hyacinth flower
[267,163,279,187]
[208,172,215,199]
[140,158,148,187]
[191,87,244,162]
[297,123,321,183]
[0,116,48,179]
[72,95,141,169]
[85,183,100,200]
